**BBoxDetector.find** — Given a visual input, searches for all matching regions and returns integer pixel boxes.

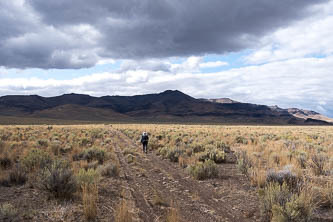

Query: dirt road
[111,129,260,222]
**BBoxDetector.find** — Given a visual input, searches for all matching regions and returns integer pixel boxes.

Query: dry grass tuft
[115,199,133,222]
[82,183,99,221]
[166,207,181,222]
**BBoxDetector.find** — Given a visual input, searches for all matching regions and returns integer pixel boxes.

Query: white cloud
[245,1,333,64]
[170,56,202,73]
[0,67,9,76]
[96,59,116,65]
[0,0,333,118]
[199,61,228,68]
[0,56,332,116]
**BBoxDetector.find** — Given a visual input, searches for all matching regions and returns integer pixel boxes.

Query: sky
[1,0,333,117]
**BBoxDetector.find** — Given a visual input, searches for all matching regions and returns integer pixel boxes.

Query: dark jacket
[141,135,149,144]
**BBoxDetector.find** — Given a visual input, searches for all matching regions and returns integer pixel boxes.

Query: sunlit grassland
[0,124,332,221]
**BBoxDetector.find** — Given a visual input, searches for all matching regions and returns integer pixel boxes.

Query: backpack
[141,135,148,143]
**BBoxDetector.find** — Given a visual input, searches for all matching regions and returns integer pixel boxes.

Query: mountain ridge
[0,90,331,125]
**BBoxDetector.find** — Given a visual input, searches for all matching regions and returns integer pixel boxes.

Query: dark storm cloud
[0,0,328,69]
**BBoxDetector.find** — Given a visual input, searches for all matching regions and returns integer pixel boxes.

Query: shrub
[22,148,52,171]
[9,164,27,185]
[235,136,248,144]
[0,140,5,153]
[319,182,333,208]
[126,154,135,164]
[60,144,72,154]
[266,166,301,191]
[104,138,112,144]
[166,148,184,162]
[76,168,100,187]
[309,153,328,176]
[0,155,12,170]
[0,203,18,220]
[158,147,184,162]
[0,173,10,187]
[36,139,49,148]
[149,138,161,150]
[158,147,169,157]
[99,163,119,178]
[270,152,280,165]
[90,129,103,140]
[123,148,135,156]
[197,151,209,162]
[187,160,218,180]
[79,138,91,147]
[208,149,225,163]
[197,149,225,164]
[237,151,252,176]
[73,147,106,164]
[50,142,61,156]
[259,183,314,222]
[216,141,231,153]
[190,143,205,153]
[86,147,106,164]
[83,161,99,171]
[296,152,308,169]
[38,160,77,199]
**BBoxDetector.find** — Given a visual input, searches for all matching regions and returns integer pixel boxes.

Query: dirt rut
[111,129,260,222]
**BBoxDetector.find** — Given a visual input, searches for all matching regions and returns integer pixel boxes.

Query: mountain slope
[30,104,128,121]
[0,90,331,125]
[287,108,333,123]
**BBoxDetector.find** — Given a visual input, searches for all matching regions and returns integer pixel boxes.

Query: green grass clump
[76,168,100,187]
[259,183,314,222]
[158,147,184,162]
[237,150,252,176]
[196,149,225,164]
[99,163,119,178]
[22,148,52,171]
[187,160,218,180]
[73,147,106,164]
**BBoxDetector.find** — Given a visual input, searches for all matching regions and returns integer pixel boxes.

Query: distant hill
[0,90,331,125]
[287,108,333,123]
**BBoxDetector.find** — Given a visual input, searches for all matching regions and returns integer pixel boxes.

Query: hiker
[141,132,149,153]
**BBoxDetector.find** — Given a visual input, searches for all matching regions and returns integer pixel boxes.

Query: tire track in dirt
[111,130,160,222]
[113,130,253,222]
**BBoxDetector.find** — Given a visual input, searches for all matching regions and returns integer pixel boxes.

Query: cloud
[245,1,333,64]
[118,56,210,73]
[200,61,228,69]
[0,0,328,69]
[1,56,333,117]
[118,59,172,73]
[1,0,332,118]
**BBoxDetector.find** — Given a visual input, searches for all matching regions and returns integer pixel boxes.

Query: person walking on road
[141,132,149,153]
